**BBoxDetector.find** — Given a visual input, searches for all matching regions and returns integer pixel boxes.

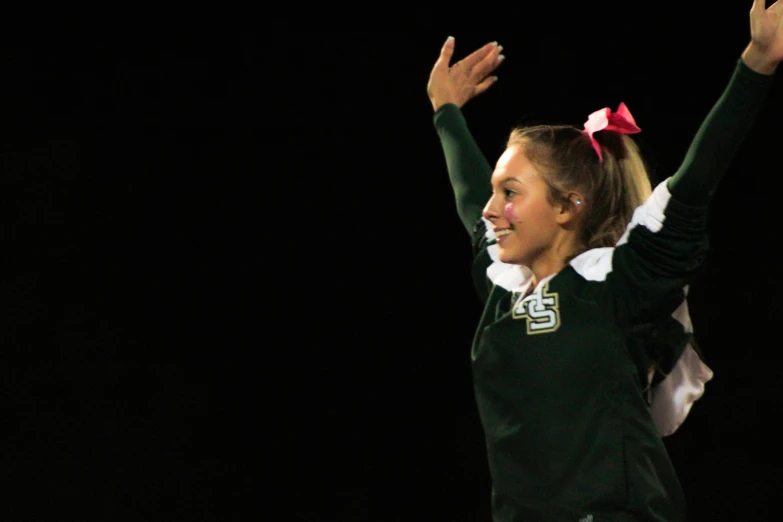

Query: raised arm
[668,0,781,204]
[595,2,780,327]
[428,37,504,236]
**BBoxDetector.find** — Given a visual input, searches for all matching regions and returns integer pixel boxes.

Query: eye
[503,188,515,199]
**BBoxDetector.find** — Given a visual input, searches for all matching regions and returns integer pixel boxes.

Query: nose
[482,193,499,221]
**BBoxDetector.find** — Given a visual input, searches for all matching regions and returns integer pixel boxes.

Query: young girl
[427,2,781,520]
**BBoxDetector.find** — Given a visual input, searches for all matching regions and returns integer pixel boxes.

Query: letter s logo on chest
[512,283,561,334]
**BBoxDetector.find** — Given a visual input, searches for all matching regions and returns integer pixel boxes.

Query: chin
[499,245,533,266]
[497,248,522,265]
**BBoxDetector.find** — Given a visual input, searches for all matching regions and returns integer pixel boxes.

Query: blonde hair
[507,125,652,251]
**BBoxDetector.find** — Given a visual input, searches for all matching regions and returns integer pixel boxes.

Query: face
[482,145,563,266]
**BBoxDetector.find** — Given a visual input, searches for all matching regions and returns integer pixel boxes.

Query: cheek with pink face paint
[504,203,518,223]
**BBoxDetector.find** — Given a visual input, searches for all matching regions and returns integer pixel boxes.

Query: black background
[4,10,783,522]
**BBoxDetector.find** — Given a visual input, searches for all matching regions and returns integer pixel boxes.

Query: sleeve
[667,59,775,205]
[433,103,493,236]
[603,56,774,325]
[434,104,507,303]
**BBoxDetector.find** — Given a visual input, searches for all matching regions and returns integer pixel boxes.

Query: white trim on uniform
[483,217,535,292]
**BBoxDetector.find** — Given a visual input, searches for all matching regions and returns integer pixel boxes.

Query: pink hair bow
[583,102,641,162]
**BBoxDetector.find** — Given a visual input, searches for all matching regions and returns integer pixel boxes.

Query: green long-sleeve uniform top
[434,60,773,522]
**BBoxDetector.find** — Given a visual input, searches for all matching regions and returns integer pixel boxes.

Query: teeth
[496,229,512,237]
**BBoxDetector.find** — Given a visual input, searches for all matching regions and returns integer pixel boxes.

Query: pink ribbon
[583,102,641,162]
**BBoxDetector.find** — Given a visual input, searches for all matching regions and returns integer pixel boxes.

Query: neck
[528,234,586,287]
[528,256,565,288]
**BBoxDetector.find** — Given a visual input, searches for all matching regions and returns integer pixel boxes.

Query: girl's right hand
[744,0,783,74]
[426,37,505,112]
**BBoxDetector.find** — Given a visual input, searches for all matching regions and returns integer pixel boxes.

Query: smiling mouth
[495,227,514,238]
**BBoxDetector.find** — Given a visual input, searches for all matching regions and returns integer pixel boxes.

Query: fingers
[751,0,767,13]
[433,36,456,71]
[473,75,498,97]
[470,45,504,82]
[459,41,500,72]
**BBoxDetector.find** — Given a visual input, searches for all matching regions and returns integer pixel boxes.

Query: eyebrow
[500,177,525,186]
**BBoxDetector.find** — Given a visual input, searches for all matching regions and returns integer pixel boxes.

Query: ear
[555,192,585,225]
